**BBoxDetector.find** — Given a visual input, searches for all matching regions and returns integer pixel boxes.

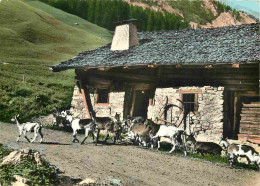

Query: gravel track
[0,122,259,185]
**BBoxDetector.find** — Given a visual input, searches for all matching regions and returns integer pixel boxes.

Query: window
[183,94,198,114]
[177,89,201,114]
[96,89,109,104]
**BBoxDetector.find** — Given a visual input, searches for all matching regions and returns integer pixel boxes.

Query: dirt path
[0,122,259,185]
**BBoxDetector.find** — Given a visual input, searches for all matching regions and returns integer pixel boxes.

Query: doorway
[130,90,150,118]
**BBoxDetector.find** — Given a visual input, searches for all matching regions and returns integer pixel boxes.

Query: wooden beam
[232,63,239,68]
[79,80,91,119]
[233,93,240,138]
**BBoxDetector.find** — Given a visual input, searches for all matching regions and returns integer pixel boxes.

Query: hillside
[124,0,256,28]
[0,0,112,122]
[39,0,256,32]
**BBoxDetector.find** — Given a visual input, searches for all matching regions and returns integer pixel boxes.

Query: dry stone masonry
[147,86,224,142]
[71,85,224,142]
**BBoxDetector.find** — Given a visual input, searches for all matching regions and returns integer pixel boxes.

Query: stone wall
[71,85,224,142]
[147,86,224,142]
[70,86,88,118]
[70,86,125,120]
[89,91,125,120]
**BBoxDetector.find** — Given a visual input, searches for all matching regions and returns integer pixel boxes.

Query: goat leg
[72,131,79,143]
[81,128,91,145]
[17,131,22,142]
[23,131,31,143]
[169,144,176,153]
[39,129,43,143]
[31,133,38,143]
[104,133,109,143]
[96,129,100,146]
[31,128,39,143]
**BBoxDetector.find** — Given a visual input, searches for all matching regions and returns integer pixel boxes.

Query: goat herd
[10,110,260,171]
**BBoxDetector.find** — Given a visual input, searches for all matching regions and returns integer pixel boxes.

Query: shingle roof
[52,23,260,72]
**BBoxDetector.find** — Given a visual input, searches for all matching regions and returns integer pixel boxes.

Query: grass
[166,0,216,25]
[0,144,60,185]
[0,0,112,122]
[158,143,259,171]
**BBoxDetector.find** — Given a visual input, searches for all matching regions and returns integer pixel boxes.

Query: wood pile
[239,102,260,144]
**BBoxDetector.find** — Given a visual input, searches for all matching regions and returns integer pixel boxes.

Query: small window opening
[97,89,109,104]
[183,94,197,114]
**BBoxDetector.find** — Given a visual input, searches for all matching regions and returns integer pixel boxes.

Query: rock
[13,175,30,184]
[109,179,122,186]
[77,178,96,185]
[34,151,42,166]
[0,151,22,166]
[0,149,43,167]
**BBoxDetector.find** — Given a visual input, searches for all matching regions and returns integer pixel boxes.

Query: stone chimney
[110,19,139,51]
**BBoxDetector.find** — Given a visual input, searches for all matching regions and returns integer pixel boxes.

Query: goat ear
[17,114,19,117]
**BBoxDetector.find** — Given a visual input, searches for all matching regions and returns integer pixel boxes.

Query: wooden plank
[243,128,260,135]
[240,114,260,117]
[241,110,260,114]
[240,125,259,130]
[79,80,91,119]
[176,89,202,93]
[243,103,260,108]
[238,134,260,144]
[162,63,258,69]
[242,108,260,110]
[240,121,260,125]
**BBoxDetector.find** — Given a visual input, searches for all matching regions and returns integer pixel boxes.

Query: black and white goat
[52,109,72,128]
[11,114,43,143]
[186,134,223,156]
[151,124,186,155]
[71,117,96,145]
[220,139,260,170]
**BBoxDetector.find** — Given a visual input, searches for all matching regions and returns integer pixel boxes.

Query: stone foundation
[147,86,224,142]
[70,86,87,118]
[70,85,224,142]
[89,91,125,120]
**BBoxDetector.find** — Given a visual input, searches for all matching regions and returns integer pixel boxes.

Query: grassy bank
[158,143,259,171]
[0,144,60,185]
[0,0,112,122]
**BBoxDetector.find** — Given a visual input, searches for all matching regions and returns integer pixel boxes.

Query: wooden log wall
[239,102,260,144]
[75,63,259,94]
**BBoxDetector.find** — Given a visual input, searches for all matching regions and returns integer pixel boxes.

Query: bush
[0,145,60,185]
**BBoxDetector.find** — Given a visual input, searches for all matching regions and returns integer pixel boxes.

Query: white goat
[71,118,96,145]
[151,125,186,155]
[11,114,43,143]
[221,139,260,170]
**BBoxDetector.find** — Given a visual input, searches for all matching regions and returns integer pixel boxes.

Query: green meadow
[0,0,112,122]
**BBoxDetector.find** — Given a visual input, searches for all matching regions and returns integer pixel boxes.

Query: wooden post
[233,92,241,139]
[130,90,136,117]
[23,74,26,83]
[79,80,91,119]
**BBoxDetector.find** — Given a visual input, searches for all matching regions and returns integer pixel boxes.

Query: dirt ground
[0,122,259,186]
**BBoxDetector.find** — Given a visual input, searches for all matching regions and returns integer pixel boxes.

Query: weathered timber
[240,129,260,135]
[240,125,259,130]
[243,103,260,108]
[240,121,260,125]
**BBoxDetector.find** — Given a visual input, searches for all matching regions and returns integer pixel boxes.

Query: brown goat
[93,113,122,145]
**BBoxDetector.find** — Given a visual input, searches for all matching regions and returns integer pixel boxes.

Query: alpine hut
[52,20,260,143]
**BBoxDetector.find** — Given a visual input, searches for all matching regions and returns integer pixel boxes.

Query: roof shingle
[52,23,260,72]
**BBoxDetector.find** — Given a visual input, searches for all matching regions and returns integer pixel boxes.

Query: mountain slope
[0,0,112,122]
[25,0,111,39]
[124,0,256,28]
